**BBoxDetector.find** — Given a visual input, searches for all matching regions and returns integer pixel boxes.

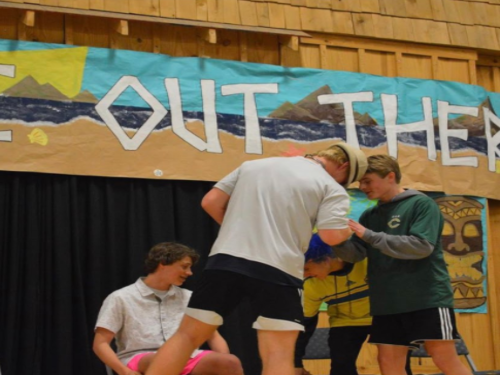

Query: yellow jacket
[303,259,371,327]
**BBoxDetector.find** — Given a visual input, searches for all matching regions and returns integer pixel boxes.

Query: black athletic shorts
[369,307,459,348]
[186,270,305,331]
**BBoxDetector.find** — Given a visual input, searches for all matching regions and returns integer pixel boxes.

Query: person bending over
[145,143,368,375]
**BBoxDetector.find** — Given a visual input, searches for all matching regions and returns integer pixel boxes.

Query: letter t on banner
[317,92,373,148]
[221,83,278,155]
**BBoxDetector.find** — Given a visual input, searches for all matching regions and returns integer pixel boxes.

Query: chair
[303,327,330,360]
[104,339,117,375]
[302,328,330,375]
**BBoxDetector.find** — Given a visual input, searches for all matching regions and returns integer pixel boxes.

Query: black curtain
[0,171,261,375]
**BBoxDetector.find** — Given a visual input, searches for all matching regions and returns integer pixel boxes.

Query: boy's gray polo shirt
[95,278,202,365]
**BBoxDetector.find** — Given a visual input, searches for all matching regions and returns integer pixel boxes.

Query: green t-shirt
[358,193,454,315]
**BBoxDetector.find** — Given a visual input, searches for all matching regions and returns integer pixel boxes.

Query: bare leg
[145,315,218,375]
[425,341,473,375]
[138,354,156,373]
[191,352,243,375]
[257,330,299,375]
[377,344,409,375]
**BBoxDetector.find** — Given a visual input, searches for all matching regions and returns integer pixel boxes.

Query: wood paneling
[5,0,500,52]
[0,8,18,38]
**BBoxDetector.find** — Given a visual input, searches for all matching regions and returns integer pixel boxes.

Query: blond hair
[309,146,348,165]
[366,155,402,183]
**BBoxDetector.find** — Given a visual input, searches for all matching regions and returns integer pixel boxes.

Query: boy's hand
[348,219,366,238]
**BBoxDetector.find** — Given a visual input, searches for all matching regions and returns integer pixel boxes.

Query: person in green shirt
[333,155,472,375]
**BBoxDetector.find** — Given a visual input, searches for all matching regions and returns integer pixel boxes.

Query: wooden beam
[477,55,500,67]
[0,1,310,37]
[395,51,403,76]
[201,28,217,44]
[468,59,477,84]
[239,31,248,62]
[319,43,327,69]
[431,55,439,80]
[358,47,367,73]
[115,19,128,35]
[279,35,299,51]
[22,10,35,27]
[152,23,161,53]
[486,200,500,369]
[301,34,477,60]
[65,14,74,45]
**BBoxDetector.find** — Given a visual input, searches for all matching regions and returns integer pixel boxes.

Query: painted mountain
[1,75,99,103]
[434,98,499,137]
[268,85,378,126]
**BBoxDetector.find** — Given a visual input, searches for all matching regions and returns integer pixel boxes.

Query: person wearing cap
[332,155,471,375]
[145,143,368,375]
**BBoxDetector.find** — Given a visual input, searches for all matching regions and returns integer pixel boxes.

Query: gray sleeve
[95,293,123,333]
[316,187,350,230]
[362,229,434,259]
[332,237,368,263]
[214,167,240,195]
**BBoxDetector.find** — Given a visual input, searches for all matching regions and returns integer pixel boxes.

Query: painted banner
[1,39,500,200]
[331,190,487,313]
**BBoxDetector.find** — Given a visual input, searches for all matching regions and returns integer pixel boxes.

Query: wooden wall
[1,4,500,374]
[3,0,500,51]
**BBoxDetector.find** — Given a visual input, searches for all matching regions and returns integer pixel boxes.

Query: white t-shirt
[209,156,349,281]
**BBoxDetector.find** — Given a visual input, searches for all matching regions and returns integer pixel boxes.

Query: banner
[1,39,500,200]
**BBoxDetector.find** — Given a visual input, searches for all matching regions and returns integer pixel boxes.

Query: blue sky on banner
[82,46,495,124]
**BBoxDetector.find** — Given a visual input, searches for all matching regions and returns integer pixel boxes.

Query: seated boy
[93,242,243,375]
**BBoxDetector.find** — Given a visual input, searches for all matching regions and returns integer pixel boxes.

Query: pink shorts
[127,350,212,375]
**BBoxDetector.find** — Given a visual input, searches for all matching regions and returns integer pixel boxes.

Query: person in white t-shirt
[146,143,368,375]
[93,242,243,375]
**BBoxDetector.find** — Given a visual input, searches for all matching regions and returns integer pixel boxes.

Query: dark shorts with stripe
[368,307,459,348]
[186,269,305,331]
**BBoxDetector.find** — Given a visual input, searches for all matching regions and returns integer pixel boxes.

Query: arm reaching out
[348,219,434,260]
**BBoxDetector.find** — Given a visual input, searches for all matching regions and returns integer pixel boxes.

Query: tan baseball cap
[329,142,368,187]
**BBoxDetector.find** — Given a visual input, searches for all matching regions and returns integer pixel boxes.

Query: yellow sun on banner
[0,47,88,99]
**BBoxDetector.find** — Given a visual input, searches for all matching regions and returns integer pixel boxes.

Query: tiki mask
[435,196,486,309]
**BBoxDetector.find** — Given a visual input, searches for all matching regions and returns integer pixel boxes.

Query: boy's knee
[220,354,243,375]
[177,328,210,349]
[431,353,459,371]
